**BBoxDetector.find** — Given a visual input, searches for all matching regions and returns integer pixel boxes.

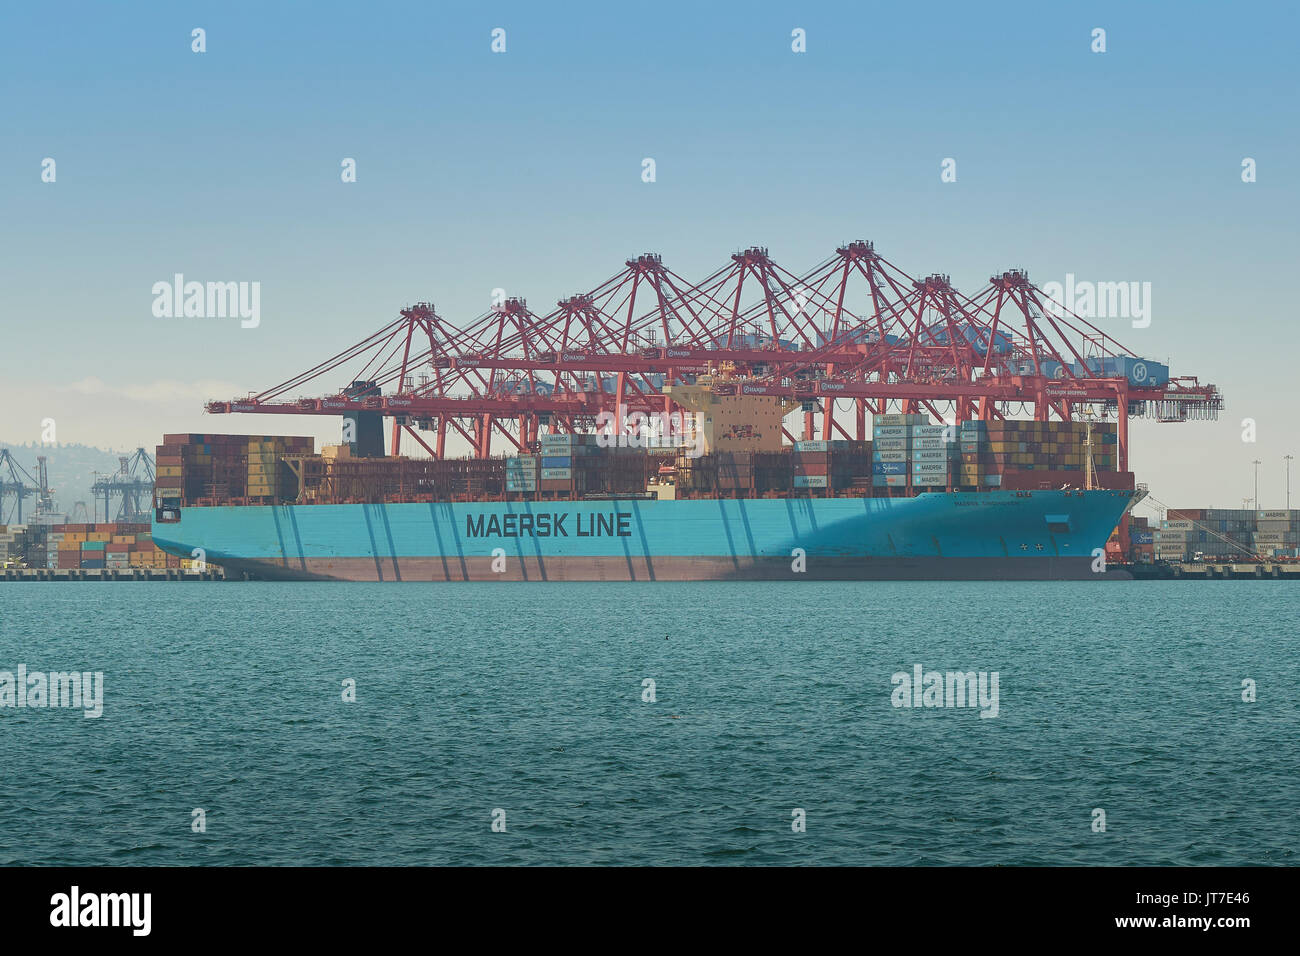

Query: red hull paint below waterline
[216,554,1131,582]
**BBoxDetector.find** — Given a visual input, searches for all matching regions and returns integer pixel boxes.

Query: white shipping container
[1257,519,1297,533]
[875,414,931,427]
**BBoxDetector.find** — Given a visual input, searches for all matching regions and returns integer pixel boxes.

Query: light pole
[1252,459,1262,510]
[1286,455,1294,511]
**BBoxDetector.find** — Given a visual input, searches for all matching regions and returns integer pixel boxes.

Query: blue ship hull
[152,490,1135,581]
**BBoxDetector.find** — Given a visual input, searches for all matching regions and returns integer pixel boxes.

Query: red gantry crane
[205,241,1223,474]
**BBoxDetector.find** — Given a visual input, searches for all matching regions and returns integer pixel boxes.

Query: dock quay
[1,567,226,582]
[1124,561,1300,580]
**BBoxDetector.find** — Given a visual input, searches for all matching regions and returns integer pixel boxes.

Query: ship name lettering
[466,511,632,538]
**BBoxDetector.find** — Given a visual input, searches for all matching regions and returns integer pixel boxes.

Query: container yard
[0,520,214,579]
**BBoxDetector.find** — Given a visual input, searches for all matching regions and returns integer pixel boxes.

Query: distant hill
[0,441,152,522]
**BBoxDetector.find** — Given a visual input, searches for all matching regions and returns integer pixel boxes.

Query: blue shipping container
[1071,356,1170,387]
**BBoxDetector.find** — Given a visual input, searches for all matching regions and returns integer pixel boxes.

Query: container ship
[152,383,1140,581]
[147,242,1226,582]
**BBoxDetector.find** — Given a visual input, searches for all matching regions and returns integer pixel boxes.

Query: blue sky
[2,0,1297,509]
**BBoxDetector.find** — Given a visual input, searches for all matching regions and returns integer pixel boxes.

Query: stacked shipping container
[2,522,193,570]
[156,434,314,505]
[533,433,647,496]
[152,419,1132,509]
[958,419,1117,489]
[872,414,929,489]
[1155,509,1300,561]
[0,524,26,566]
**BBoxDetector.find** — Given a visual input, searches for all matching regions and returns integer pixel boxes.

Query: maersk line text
[466,512,632,538]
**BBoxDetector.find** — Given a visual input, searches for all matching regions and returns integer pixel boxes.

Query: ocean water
[0,581,1295,866]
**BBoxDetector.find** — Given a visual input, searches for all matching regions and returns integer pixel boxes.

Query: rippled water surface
[1,581,1295,865]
